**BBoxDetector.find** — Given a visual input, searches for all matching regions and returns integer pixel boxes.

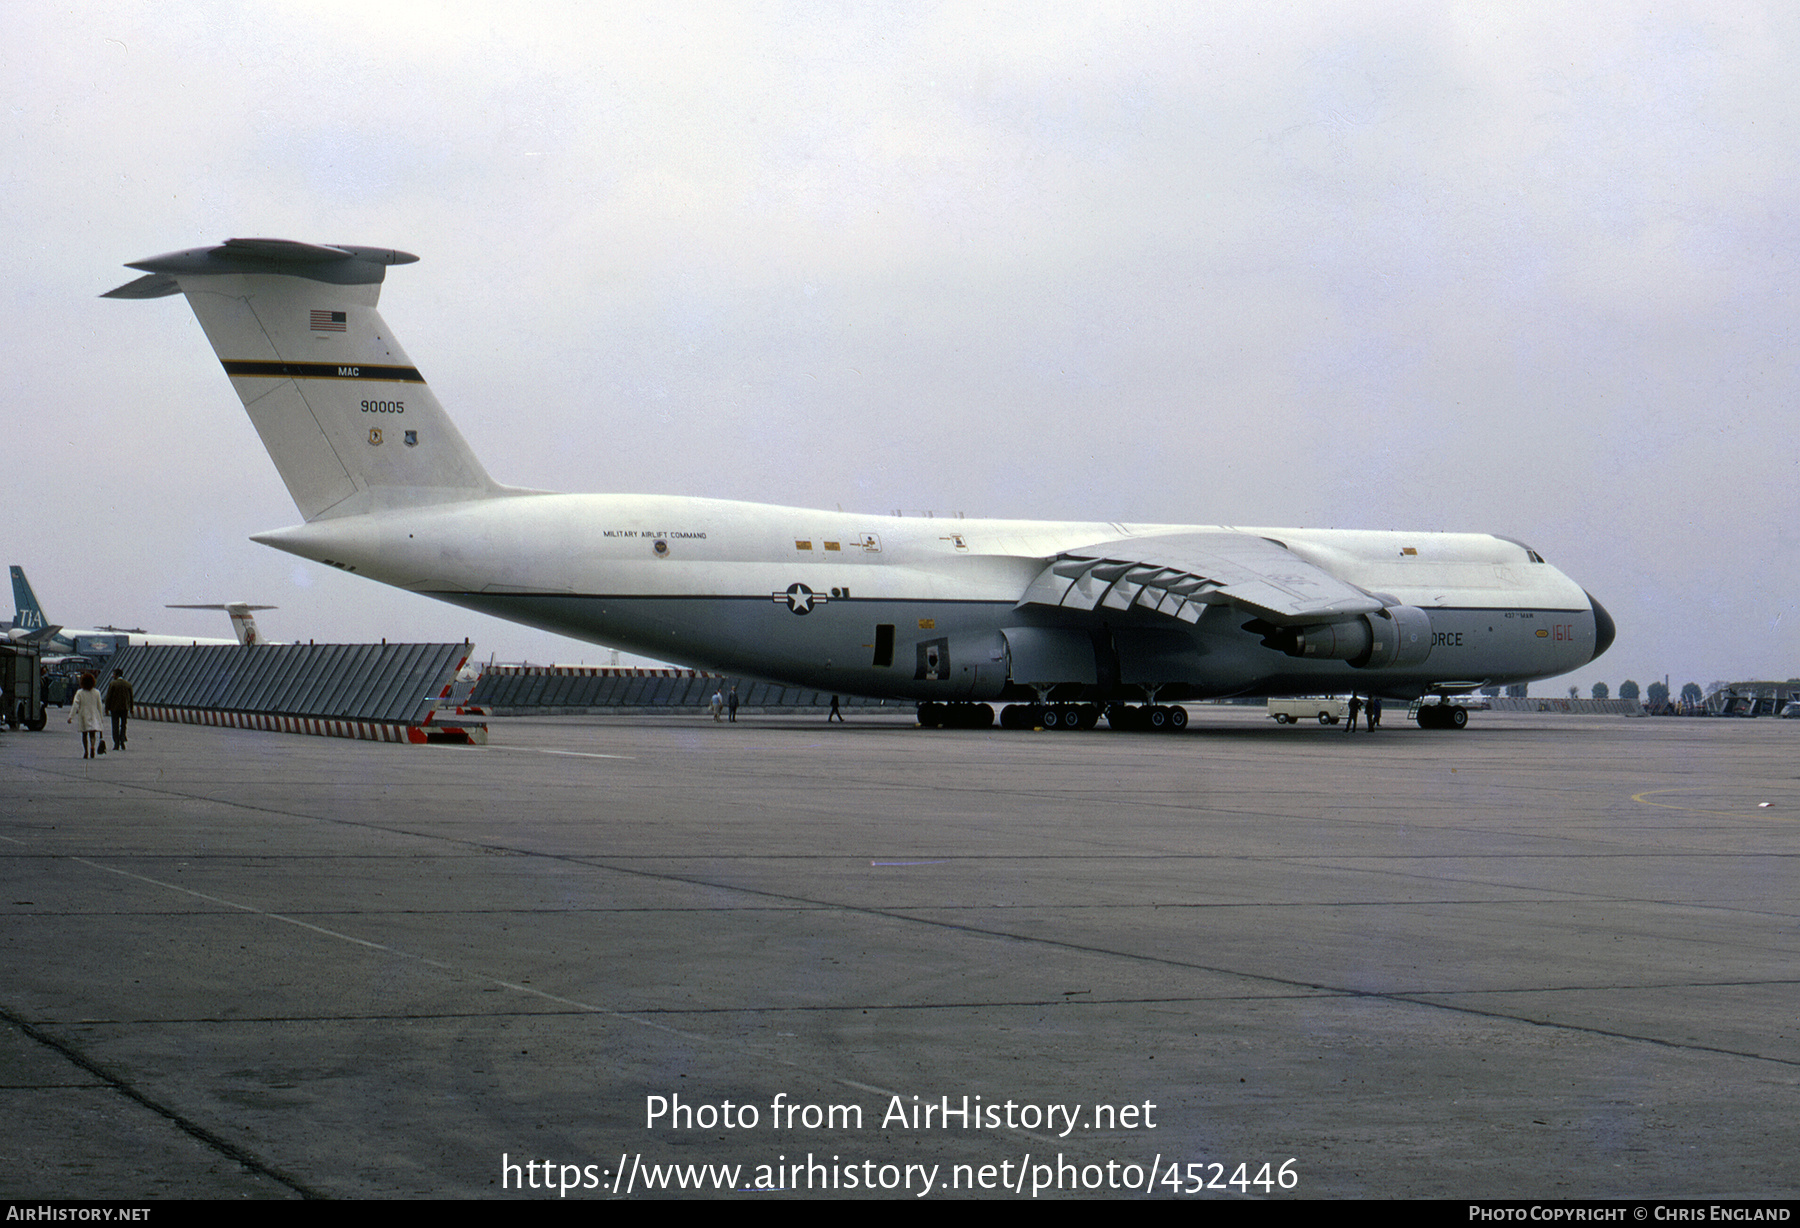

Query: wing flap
[1018,531,1382,626]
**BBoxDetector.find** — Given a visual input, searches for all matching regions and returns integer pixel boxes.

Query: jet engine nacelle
[1270,605,1434,670]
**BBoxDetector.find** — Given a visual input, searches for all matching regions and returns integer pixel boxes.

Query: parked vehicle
[1267,696,1348,725]
[1,642,47,730]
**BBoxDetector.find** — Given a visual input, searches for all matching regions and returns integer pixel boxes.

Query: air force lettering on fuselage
[105,238,1615,725]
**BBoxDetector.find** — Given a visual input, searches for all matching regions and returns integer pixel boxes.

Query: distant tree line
[1518,681,1711,706]
[1585,681,1704,707]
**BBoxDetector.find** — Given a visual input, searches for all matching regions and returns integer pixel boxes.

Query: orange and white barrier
[132,705,487,745]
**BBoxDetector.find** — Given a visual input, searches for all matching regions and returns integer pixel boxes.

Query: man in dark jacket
[105,670,133,750]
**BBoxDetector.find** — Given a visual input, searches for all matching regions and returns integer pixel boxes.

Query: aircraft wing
[1017,531,1383,626]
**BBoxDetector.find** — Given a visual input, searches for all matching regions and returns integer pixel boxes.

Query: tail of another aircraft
[10,566,46,632]
[105,239,499,522]
[166,602,275,645]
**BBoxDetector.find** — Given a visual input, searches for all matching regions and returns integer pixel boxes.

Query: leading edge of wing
[1018,531,1383,626]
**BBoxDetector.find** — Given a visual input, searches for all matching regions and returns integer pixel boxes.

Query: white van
[1267,697,1348,725]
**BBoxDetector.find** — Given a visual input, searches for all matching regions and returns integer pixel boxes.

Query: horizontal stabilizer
[102,273,181,299]
[122,238,417,282]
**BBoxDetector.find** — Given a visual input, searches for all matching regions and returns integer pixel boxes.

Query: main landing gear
[915,701,995,729]
[998,702,1100,730]
[918,701,1191,732]
[995,702,1188,732]
[1414,701,1469,730]
[1104,703,1188,732]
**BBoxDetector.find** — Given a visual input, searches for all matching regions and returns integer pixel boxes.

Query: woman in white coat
[68,672,104,758]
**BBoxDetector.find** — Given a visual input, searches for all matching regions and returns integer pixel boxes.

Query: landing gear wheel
[1417,704,1466,729]
[1146,706,1169,731]
[1167,705,1188,731]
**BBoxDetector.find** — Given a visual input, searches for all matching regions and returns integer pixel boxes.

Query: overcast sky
[5,2,1795,693]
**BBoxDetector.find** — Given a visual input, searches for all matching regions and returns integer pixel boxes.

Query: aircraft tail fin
[10,566,47,632]
[105,239,499,522]
[167,602,275,646]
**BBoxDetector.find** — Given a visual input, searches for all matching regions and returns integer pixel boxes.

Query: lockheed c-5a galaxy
[106,238,1613,731]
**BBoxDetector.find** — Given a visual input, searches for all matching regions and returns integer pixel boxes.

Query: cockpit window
[1495,535,1546,564]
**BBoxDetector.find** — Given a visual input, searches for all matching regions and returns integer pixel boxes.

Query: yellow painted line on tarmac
[1631,788,1790,819]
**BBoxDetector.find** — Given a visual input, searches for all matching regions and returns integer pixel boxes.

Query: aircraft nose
[1587,591,1616,661]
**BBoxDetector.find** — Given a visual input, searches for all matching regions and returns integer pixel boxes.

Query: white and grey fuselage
[107,239,1613,705]
[255,498,1608,703]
